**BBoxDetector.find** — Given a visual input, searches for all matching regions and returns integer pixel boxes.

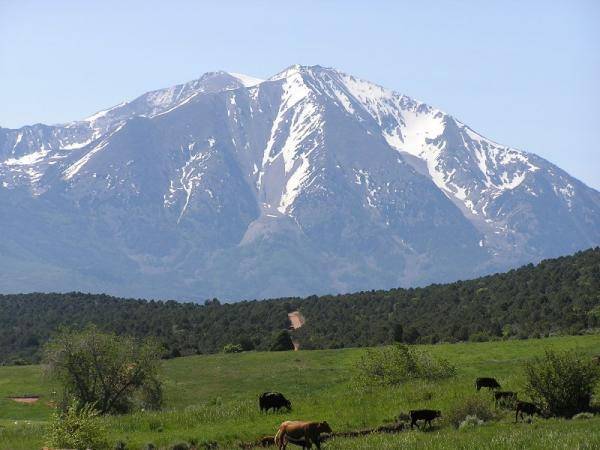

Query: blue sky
[1,1,598,189]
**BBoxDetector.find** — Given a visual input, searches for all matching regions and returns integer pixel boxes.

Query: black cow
[475,377,501,391]
[494,391,517,407]
[259,392,291,412]
[515,401,541,422]
[409,409,441,429]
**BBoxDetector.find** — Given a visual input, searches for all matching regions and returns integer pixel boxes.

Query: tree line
[1,247,598,364]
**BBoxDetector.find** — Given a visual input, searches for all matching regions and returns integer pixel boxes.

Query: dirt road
[288,311,305,330]
[288,311,305,350]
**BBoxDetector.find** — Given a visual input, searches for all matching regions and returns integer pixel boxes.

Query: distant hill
[1,247,598,364]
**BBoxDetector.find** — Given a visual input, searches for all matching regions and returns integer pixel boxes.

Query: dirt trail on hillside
[288,311,305,351]
[288,311,305,329]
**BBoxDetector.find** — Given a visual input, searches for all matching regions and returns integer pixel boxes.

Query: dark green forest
[1,248,599,364]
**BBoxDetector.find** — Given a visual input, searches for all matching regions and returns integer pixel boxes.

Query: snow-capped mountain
[1,65,598,300]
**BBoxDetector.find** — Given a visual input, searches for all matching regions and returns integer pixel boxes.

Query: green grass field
[1,335,599,449]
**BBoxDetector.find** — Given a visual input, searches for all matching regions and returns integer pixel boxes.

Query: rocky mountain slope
[1,65,598,300]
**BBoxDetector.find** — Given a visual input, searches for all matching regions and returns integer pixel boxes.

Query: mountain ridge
[1,65,598,300]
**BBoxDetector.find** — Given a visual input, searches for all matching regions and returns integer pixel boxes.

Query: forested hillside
[1,248,599,364]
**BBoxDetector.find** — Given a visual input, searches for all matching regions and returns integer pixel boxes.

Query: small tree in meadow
[44,326,163,414]
[524,349,600,417]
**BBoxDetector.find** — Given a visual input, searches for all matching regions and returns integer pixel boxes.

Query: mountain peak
[0,65,598,300]
[269,64,335,81]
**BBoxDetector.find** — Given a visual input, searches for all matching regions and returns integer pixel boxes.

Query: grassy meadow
[1,334,599,449]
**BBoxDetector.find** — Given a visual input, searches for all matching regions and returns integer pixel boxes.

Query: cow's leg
[304,431,312,449]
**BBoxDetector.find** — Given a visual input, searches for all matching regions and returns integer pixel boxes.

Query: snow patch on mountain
[229,72,264,87]
[4,146,50,166]
[63,123,125,180]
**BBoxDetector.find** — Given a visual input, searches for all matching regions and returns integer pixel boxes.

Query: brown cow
[275,420,332,450]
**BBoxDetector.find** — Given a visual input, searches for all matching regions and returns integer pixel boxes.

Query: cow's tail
[274,427,284,448]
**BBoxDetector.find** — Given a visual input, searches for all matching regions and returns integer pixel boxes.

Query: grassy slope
[1,335,599,449]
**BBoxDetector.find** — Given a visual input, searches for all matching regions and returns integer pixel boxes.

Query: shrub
[270,330,295,351]
[171,443,189,450]
[458,415,484,430]
[45,401,109,450]
[572,412,594,420]
[138,376,163,411]
[446,395,495,428]
[524,349,600,417]
[10,358,29,366]
[223,343,243,353]
[238,337,255,351]
[469,332,491,342]
[355,344,456,387]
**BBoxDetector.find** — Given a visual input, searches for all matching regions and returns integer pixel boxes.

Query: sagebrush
[45,401,109,450]
[355,343,456,386]
[524,349,600,417]
[446,395,495,428]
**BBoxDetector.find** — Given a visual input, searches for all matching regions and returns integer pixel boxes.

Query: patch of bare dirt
[8,395,40,404]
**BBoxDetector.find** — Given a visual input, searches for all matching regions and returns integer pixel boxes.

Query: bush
[355,344,456,387]
[138,377,163,411]
[458,415,484,430]
[45,401,109,450]
[469,332,491,342]
[446,395,495,428]
[223,343,243,353]
[572,412,594,420]
[10,358,29,366]
[524,349,600,417]
[238,337,255,351]
[171,443,189,450]
[270,330,295,351]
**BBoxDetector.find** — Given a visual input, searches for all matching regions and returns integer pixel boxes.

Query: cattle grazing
[475,377,501,391]
[494,391,517,407]
[274,420,332,450]
[409,409,442,429]
[515,401,541,422]
[258,435,276,447]
[259,392,292,412]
